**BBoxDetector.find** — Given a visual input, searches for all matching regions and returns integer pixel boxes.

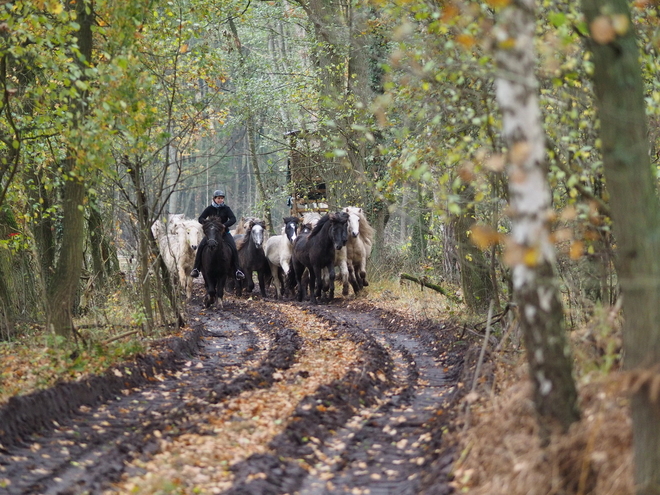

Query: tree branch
[399,273,461,302]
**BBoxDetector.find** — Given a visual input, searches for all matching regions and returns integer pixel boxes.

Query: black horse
[292,212,349,304]
[201,217,232,308]
[235,219,269,298]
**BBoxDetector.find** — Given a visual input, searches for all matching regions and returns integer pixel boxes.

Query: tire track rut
[296,305,456,495]
[0,307,279,494]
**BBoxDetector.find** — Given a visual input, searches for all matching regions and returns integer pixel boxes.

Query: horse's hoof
[362,280,369,287]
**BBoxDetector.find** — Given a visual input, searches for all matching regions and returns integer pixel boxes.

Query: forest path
[0,288,467,495]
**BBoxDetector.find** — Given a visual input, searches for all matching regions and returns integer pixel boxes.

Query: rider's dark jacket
[198,203,237,230]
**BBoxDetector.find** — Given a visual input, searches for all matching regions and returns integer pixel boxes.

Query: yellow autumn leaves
[469,204,599,268]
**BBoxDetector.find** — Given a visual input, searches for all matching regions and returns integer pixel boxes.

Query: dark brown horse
[291,212,349,304]
[201,217,232,308]
[235,219,269,297]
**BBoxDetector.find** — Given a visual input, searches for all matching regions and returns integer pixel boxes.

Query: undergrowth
[0,272,464,407]
[0,288,171,406]
[449,298,631,495]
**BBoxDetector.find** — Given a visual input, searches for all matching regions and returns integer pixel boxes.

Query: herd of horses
[152,208,374,308]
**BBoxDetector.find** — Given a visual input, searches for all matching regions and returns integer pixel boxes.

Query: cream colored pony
[342,206,374,292]
[154,218,203,300]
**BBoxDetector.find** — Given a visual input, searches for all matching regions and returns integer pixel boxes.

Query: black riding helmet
[213,190,225,198]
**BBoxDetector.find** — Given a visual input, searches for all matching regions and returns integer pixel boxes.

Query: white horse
[150,213,186,239]
[176,219,204,249]
[154,217,203,300]
[265,216,300,299]
[326,207,364,297]
[332,241,354,296]
[343,206,374,291]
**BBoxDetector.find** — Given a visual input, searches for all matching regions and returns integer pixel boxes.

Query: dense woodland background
[2,0,660,492]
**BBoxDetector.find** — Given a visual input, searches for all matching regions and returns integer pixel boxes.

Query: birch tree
[494,0,580,434]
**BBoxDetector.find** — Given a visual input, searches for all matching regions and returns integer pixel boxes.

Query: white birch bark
[494,0,579,432]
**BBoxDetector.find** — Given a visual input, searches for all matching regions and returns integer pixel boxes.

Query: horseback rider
[190,190,245,280]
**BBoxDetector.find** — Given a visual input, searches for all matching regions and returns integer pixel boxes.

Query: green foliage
[338,0,660,308]
[1,0,659,332]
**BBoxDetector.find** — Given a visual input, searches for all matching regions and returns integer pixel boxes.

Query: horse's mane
[202,216,224,235]
[302,212,321,224]
[235,234,248,250]
[236,219,265,250]
[344,206,375,245]
[308,214,330,238]
[235,216,260,235]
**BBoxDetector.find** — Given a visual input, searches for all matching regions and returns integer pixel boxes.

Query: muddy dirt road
[0,293,469,494]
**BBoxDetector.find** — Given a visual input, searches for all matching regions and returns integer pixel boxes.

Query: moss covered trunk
[582,0,660,491]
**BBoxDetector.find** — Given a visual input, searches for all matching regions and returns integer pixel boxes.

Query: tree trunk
[494,0,580,434]
[33,182,57,277]
[46,0,94,338]
[88,203,106,288]
[370,202,389,266]
[126,157,157,334]
[453,183,495,312]
[410,185,428,259]
[582,0,660,491]
[246,117,273,231]
[47,175,86,337]
[294,0,375,207]
[0,209,19,339]
[441,220,461,284]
